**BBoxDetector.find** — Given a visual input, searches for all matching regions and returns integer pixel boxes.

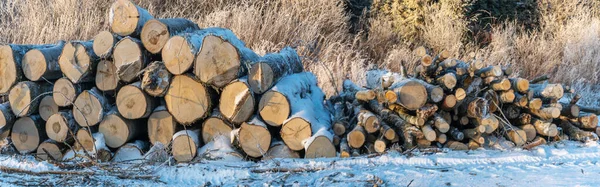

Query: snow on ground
[1,141,600,186]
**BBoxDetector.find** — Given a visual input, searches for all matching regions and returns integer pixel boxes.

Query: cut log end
[259,91,290,127]
[0,45,18,94]
[53,78,76,107]
[141,19,171,54]
[12,116,45,154]
[194,35,242,88]
[280,117,312,151]
[110,0,146,36]
[148,109,177,146]
[220,79,255,124]
[95,60,120,92]
[393,79,428,110]
[75,129,95,152]
[172,130,200,162]
[117,82,155,119]
[201,115,233,143]
[113,37,145,82]
[304,135,336,158]
[58,42,95,83]
[22,49,47,81]
[165,75,213,125]
[98,112,135,148]
[249,62,274,94]
[39,95,58,121]
[46,112,77,142]
[37,140,65,161]
[93,31,117,58]
[162,35,194,75]
[73,89,106,127]
[141,61,171,97]
[238,121,271,158]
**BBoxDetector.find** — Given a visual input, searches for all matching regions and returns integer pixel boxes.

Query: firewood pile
[327,47,600,156]
[0,0,335,162]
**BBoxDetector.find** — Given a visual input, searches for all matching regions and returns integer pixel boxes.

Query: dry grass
[0,0,599,100]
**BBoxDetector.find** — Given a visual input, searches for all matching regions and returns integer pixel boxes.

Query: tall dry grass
[0,0,599,104]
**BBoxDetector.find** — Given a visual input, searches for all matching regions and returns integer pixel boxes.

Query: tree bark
[0,102,15,135]
[249,47,303,94]
[141,61,171,97]
[304,128,336,158]
[36,139,67,161]
[389,79,428,110]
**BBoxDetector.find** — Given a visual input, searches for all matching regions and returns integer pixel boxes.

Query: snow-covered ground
[1,141,600,186]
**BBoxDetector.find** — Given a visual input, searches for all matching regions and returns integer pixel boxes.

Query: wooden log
[475,65,502,77]
[58,41,99,83]
[356,109,380,133]
[577,114,598,129]
[281,99,331,152]
[436,72,457,90]
[249,47,303,94]
[483,90,500,113]
[117,81,158,119]
[389,79,428,110]
[420,55,433,67]
[458,97,488,118]
[147,106,178,146]
[529,107,561,120]
[449,127,464,141]
[347,124,366,149]
[39,95,59,121]
[12,115,47,154]
[113,37,151,83]
[22,41,65,81]
[440,94,457,110]
[9,81,53,117]
[95,60,121,93]
[435,130,447,144]
[201,109,234,143]
[433,114,450,133]
[109,0,154,37]
[36,139,67,161]
[579,105,600,114]
[0,102,15,135]
[172,129,201,162]
[234,117,271,158]
[161,32,203,75]
[530,83,564,100]
[193,28,260,88]
[502,123,527,146]
[262,141,300,160]
[528,98,543,110]
[380,123,396,141]
[454,88,466,101]
[112,140,149,162]
[339,138,351,158]
[46,111,78,143]
[414,79,444,103]
[73,88,111,127]
[141,18,199,54]
[53,78,94,107]
[523,136,547,150]
[75,128,98,152]
[499,89,516,103]
[444,141,468,150]
[0,43,58,94]
[304,128,336,158]
[220,77,255,124]
[532,119,558,137]
[463,127,485,144]
[518,113,532,125]
[374,135,389,153]
[490,78,511,91]
[98,108,143,148]
[503,104,521,119]
[468,139,481,150]
[519,124,537,141]
[513,92,529,108]
[393,108,425,126]
[332,103,349,136]
[509,78,529,93]
[561,104,580,118]
[92,31,122,59]
[559,120,598,142]
[165,74,217,125]
[421,124,436,141]
[413,46,428,57]
[141,61,171,97]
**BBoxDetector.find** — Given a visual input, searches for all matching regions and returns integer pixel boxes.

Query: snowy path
[1,141,600,186]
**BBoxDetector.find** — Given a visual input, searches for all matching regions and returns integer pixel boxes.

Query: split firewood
[147,106,179,146]
[249,47,303,94]
[39,95,58,121]
[109,0,154,37]
[12,115,47,154]
[140,18,199,54]
[92,31,122,59]
[220,77,255,124]
[58,41,99,83]
[141,61,171,97]
[22,41,66,81]
[172,129,201,162]
[73,88,112,127]
[53,78,94,107]
[46,111,78,143]
[165,74,217,125]
[9,81,53,117]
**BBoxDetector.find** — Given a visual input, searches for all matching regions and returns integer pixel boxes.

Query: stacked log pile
[0,0,333,162]
[328,47,599,156]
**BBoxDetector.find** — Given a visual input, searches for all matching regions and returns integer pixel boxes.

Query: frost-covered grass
[1,141,600,186]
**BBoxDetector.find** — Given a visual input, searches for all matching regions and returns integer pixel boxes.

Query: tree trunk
[576,114,598,129]
[0,43,58,94]
[73,88,112,127]
[433,114,450,133]
[249,47,303,94]
[165,74,217,125]
[171,129,201,162]
[22,41,65,81]
[46,111,78,143]
[234,116,271,158]
[528,107,561,120]
[93,31,122,59]
[141,18,199,54]
[95,60,121,93]
[490,78,511,91]
[113,37,151,83]
[304,128,336,158]
[39,95,59,121]
[148,106,179,146]
[220,77,255,124]
[389,79,428,110]
[98,107,144,148]
[109,0,154,37]
[9,81,53,117]
[53,78,94,107]
[12,115,47,154]
[559,120,598,142]
[436,72,457,90]
[59,41,99,83]
[475,65,502,78]
[0,102,15,135]
[201,109,234,144]
[193,28,260,88]
[141,61,171,97]
[355,108,380,133]
[117,81,158,119]
[36,139,67,161]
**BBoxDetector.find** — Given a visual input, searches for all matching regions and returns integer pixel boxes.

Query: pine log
[36,139,67,161]
[262,141,300,160]
[304,128,336,158]
[147,106,178,146]
[523,136,547,150]
[0,102,15,135]
[518,124,537,141]
[53,78,94,107]
[73,88,111,127]
[112,140,149,162]
[0,43,57,94]
[165,74,217,125]
[559,120,598,142]
[141,18,199,54]
[201,109,234,143]
[532,118,558,137]
[117,81,158,119]
[22,41,66,81]
[530,83,564,100]
[248,47,303,94]
[98,108,144,148]
[12,115,47,154]
[193,28,260,88]
[58,41,99,83]
[172,129,201,162]
[92,31,122,59]
[138,62,171,97]
[389,79,428,110]
[95,60,121,93]
[234,117,271,158]
[109,0,154,37]
[220,77,255,124]
[39,95,59,121]
[9,81,53,117]
[46,111,78,143]
[113,37,151,83]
